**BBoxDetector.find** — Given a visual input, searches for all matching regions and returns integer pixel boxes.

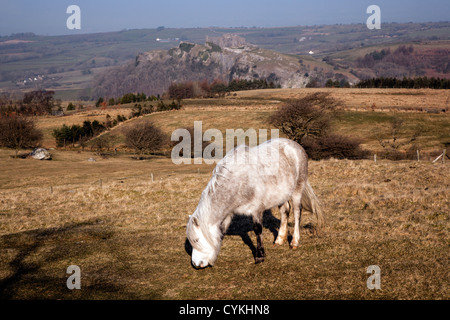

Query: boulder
[30,148,52,160]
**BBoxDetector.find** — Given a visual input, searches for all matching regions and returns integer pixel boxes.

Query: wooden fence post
[432,153,443,163]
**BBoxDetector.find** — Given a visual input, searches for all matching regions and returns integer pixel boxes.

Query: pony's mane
[201,144,248,196]
[187,144,251,258]
[187,172,225,254]
[206,163,230,194]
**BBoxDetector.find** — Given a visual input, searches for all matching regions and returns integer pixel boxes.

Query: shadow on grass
[183,210,281,261]
[0,219,131,299]
[226,210,280,259]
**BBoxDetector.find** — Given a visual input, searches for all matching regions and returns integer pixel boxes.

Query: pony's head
[186,213,220,269]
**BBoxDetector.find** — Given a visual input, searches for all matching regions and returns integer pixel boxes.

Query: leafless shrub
[0,114,43,157]
[302,134,370,160]
[90,134,119,153]
[375,116,423,160]
[124,122,168,156]
[269,93,339,142]
[270,93,367,159]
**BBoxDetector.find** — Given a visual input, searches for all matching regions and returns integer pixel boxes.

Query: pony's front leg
[274,201,290,246]
[253,216,265,264]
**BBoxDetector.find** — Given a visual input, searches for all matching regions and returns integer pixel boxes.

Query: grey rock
[30,148,52,160]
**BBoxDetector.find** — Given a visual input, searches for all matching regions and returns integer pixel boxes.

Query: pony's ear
[192,216,200,227]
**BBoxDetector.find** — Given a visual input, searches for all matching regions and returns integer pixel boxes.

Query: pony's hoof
[255,257,265,264]
[274,238,286,246]
[290,245,298,250]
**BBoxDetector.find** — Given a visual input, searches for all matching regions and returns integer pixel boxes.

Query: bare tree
[269,92,339,142]
[90,134,118,153]
[0,114,43,157]
[124,122,167,156]
[269,93,368,160]
[376,117,423,158]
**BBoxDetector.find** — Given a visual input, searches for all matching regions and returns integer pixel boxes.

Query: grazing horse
[186,138,323,269]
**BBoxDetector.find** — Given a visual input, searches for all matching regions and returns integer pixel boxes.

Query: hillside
[33,88,449,154]
[0,22,449,99]
[91,34,348,98]
[326,41,450,79]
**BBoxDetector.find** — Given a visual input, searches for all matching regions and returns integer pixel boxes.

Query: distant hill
[0,22,449,99]
[328,41,450,80]
[91,34,343,98]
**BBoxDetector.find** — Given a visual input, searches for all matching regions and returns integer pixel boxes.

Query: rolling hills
[1,22,449,100]
[91,35,319,98]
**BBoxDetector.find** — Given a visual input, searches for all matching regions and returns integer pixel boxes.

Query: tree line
[355,76,450,89]
[167,78,281,99]
[356,46,414,69]
[0,90,55,115]
[52,97,182,149]
[52,120,108,148]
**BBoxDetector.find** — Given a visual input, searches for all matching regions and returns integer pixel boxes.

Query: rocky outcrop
[92,34,312,98]
[206,34,249,49]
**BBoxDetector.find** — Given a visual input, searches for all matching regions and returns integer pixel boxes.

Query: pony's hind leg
[291,183,306,249]
[274,201,290,246]
[253,213,265,264]
[290,204,303,249]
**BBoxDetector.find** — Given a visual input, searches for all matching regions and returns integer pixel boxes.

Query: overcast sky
[1,0,449,36]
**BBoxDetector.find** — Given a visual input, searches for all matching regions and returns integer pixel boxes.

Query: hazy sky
[0,0,449,35]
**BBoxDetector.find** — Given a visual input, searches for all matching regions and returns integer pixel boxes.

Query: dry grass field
[230,88,450,112]
[37,108,130,148]
[0,150,448,299]
[35,88,450,152]
[0,88,448,300]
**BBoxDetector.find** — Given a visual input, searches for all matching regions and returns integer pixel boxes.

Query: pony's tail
[301,180,324,228]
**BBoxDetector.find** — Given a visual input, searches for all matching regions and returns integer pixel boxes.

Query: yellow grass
[35,88,449,154]
[37,108,130,148]
[0,88,448,299]
[230,88,450,111]
[0,148,448,299]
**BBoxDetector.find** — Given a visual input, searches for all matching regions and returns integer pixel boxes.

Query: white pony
[186,138,323,269]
